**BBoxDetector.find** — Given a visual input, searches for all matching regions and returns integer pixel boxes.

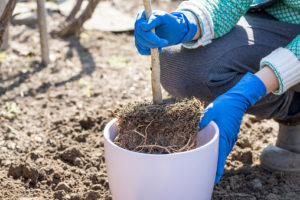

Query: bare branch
[66,0,84,22]
[36,0,50,65]
[56,0,101,37]
[0,0,17,46]
[143,0,162,104]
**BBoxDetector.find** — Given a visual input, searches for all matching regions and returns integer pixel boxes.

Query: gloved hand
[134,10,198,55]
[199,73,267,183]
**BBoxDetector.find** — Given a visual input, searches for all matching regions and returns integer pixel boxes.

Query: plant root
[113,98,204,154]
[135,144,172,154]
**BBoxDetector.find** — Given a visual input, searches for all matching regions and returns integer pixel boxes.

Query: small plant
[107,55,129,69]
[0,51,5,59]
[80,32,91,39]
[84,88,93,97]
[1,102,20,120]
[78,78,90,87]
[78,78,93,97]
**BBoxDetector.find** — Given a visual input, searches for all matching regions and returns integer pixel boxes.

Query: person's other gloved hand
[134,10,198,55]
[199,73,267,183]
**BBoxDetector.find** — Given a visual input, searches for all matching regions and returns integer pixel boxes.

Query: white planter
[104,118,219,200]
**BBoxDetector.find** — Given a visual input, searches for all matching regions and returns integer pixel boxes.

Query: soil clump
[114,98,204,154]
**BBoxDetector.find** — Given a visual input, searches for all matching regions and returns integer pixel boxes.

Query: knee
[160,46,188,98]
[159,46,213,102]
[159,45,249,102]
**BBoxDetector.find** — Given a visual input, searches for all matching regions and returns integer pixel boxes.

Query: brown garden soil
[0,1,299,200]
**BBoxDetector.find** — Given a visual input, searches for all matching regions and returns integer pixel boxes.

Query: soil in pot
[112,98,204,154]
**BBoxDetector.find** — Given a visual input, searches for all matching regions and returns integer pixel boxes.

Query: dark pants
[160,13,300,120]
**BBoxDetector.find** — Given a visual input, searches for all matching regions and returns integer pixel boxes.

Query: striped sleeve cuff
[260,47,300,95]
[177,1,214,49]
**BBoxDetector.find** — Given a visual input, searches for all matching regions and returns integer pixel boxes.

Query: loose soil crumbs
[113,98,204,154]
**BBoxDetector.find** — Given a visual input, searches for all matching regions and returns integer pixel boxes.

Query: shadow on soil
[1,36,96,101]
[54,36,96,87]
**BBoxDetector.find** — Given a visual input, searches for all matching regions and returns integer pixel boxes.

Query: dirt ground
[0,1,299,200]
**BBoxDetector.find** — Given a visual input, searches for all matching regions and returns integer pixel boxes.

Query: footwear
[276,92,300,126]
[260,145,300,173]
[260,123,300,173]
[276,123,300,153]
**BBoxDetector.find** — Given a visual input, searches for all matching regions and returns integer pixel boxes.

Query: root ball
[113,98,204,154]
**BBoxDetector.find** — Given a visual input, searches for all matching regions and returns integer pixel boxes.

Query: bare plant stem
[143,0,162,104]
[37,0,50,65]
[66,0,84,22]
[56,0,101,37]
[0,0,17,46]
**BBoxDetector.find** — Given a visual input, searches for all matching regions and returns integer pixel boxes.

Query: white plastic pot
[104,118,219,200]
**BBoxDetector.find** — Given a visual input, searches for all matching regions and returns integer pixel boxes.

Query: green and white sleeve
[265,0,300,24]
[260,35,300,95]
[177,0,252,49]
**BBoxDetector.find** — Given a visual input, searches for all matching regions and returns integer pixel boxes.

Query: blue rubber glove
[134,10,198,55]
[199,73,267,183]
